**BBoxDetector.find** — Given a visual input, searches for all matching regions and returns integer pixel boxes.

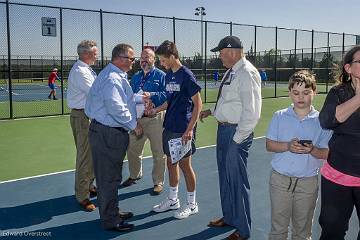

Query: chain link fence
[0,1,358,119]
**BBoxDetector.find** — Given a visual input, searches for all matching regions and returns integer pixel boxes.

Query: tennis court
[0,138,358,239]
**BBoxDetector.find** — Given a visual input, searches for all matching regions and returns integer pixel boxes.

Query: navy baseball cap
[210,36,243,52]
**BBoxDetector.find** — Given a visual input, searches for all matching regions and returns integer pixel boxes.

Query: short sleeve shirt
[163,66,201,133]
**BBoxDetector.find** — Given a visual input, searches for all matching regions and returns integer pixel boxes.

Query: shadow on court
[0,138,358,239]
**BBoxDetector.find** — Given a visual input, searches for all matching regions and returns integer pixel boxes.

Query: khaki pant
[269,169,318,240]
[70,109,95,202]
[127,112,166,186]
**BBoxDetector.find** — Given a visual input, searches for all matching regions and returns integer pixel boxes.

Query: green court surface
[0,82,332,119]
[0,95,327,182]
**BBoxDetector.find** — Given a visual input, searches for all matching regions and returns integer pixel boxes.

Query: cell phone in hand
[298,140,312,146]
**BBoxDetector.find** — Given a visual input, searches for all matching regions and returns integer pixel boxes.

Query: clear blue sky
[17,0,359,34]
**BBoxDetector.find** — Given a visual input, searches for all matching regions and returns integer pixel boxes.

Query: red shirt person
[48,68,60,100]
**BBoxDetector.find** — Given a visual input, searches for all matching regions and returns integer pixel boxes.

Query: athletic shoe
[174,202,198,219]
[152,197,180,213]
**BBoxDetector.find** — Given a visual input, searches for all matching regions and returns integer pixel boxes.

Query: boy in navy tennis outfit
[146,40,202,219]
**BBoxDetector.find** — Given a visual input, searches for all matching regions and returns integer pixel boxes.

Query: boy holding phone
[266,70,332,240]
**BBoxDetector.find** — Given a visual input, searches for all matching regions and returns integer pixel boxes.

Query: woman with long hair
[318,45,360,239]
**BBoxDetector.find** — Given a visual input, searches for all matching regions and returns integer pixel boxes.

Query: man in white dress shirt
[67,40,98,211]
[200,36,262,240]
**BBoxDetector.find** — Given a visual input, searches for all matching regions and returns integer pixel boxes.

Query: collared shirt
[85,63,139,131]
[130,67,167,107]
[266,105,332,177]
[211,57,262,143]
[67,60,96,109]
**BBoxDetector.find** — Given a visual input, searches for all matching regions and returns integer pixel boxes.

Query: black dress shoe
[89,187,97,198]
[108,222,134,232]
[121,178,138,187]
[119,211,134,220]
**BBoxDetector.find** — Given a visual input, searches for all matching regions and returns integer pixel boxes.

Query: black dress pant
[319,176,360,240]
[89,120,129,229]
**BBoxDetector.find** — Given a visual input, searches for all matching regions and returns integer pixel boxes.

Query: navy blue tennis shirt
[163,65,201,133]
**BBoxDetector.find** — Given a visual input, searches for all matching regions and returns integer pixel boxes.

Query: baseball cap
[210,36,243,52]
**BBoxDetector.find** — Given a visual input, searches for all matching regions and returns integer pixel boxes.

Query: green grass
[0,95,327,182]
[0,100,70,119]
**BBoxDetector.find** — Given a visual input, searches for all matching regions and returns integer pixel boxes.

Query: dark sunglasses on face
[120,56,135,62]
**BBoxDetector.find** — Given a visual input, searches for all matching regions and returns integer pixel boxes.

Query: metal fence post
[6,0,13,119]
[60,7,64,115]
[326,31,330,93]
[342,32,345,58]
[311,30,314,70]
[254,25,257,66]
[274,26,278,98]
[141,15,144,50]
[230,21,232,36]
[294,29,297,70]
[100,9,104,69]
[204,20,207,103]
[173,17,176,43]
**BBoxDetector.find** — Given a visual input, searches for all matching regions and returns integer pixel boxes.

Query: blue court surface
[0,84,66,102]
[0,138,358,239]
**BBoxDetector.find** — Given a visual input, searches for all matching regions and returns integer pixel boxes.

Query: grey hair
[111,43,133,61]
[77,40,97,56]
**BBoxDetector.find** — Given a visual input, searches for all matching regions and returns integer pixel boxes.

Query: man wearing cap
[200,36,262,240]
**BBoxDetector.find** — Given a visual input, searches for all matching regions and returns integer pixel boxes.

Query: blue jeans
[216,124,253,238]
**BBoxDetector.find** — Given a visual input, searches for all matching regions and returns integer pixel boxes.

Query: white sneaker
[174,202,198,219]
[153,197,180,213]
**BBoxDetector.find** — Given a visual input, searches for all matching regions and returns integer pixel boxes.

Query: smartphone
[298,140,312,146]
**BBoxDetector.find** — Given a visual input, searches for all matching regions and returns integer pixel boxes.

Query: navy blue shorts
[48,83,55,90]
[162,129,196,159]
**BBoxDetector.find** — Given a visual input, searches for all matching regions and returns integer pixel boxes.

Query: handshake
[138,92,157,117]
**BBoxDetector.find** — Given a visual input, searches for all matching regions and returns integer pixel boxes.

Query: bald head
[140,48,155,73]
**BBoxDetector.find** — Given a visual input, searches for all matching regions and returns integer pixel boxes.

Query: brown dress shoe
[227,231,247,240]
[208,217,228,227]
[79,199,96,212]
[153,185,163,195]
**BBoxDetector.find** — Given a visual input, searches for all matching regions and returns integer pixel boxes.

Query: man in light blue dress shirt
[85,43,147,232]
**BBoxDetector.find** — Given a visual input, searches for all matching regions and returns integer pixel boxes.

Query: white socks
[187,191,196,205]
[169,187,196,205]
[169,186,178,201]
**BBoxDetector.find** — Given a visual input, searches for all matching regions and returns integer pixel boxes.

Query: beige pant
[70,109,95,202]
[269,169,318,240]
[127,112,166,186]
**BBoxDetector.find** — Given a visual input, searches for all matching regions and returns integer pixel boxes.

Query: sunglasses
[120,56,136,62]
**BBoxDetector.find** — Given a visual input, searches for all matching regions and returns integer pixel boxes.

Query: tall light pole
[195,6,206,79]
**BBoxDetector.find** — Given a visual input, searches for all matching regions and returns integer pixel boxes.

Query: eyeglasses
[119,56,136,62]
[351,60,360,64]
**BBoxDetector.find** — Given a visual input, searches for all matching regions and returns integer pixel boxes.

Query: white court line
[0,136,265,185]
[0,115,67,122]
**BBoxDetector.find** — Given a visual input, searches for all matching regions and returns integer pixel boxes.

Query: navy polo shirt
[164,65,201,133]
